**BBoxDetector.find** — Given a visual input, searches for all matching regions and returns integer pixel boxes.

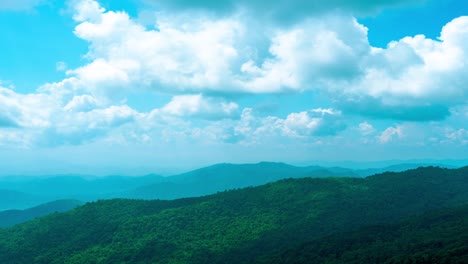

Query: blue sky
[0,0,467,175]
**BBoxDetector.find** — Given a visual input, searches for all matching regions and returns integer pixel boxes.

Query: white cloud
[64,95,99,112]
[358,122,375,136]
[446,128,468,145]
[39,104,142,146]
[240,16,369,93]
[70,2,245,94]
[3,0,467,153]
[202,107,345,144]
[63,1,468,122]
[350,17,468,104]
[0,84,143,146]
[161,94,239,119]
[280,109,344,138]
[72,0,105,22]
[68,6,370,95]
[379,126,403,143]
[0,86,56,129]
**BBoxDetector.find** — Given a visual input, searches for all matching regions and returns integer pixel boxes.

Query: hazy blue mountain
[124,162,357,199]
[0,166,466,263]
[0,199,83,228]
[0,174,166,208]
[0,189,50,211]
[354,163,459,177]
[0,161,463,211]
[308,159,466,170]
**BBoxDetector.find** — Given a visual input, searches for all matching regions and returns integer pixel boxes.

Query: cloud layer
[0,0,466,163]
[62,1,468,121]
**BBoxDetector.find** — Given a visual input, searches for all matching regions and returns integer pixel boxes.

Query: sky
[0,0,467,175]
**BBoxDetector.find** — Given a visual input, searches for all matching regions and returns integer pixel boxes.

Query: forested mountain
[0,200,83,228]
[0,166,466,263]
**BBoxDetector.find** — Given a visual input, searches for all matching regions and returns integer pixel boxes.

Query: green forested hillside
[263,205,468,263]
[0,167,466,263]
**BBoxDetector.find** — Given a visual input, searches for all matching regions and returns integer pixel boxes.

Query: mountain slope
[262,204,468,263]
[0,167,466,263]
[0,199,83,228]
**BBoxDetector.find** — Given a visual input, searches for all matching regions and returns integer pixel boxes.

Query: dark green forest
[0,166,467,263]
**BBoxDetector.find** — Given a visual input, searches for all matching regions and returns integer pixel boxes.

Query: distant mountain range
[0,199,82,228]
[0,189,47,211]
[0,166,466,263]
[122,162,356,199]
[0,161,463,211]
[0,174,164,210]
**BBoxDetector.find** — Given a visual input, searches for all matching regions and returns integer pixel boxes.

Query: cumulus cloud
[44,105,141,146]
[161,94,239,119]
[239,16,369,93]
[66,4,370,95]
[358,122,375,136]
[379,126,403,143]
[2,0,467,152]
[64,95,100,112]
[280,108,345,137]
[69,1,245,94]
[0,87,55,129]
[345,17,468,104]
[446,128,468,145]
[207,108,345,144]
[0,84,143,146]
[59,1,468,122]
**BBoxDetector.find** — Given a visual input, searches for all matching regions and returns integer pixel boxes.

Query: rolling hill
[0,166,466,263]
